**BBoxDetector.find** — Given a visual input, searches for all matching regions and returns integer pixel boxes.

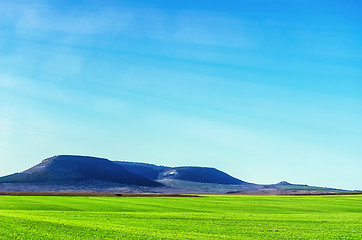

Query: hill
[0,155,162,187]
[115,161,248,185]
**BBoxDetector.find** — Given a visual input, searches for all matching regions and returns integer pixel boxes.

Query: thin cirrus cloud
[1,2,131,35]
[0,1,257,49]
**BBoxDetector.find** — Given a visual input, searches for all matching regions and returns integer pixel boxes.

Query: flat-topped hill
[0,155,162,187]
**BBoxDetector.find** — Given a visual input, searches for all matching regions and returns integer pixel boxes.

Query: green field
[0,195,361,239]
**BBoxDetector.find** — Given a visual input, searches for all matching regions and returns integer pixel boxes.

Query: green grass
[0,195,361,239]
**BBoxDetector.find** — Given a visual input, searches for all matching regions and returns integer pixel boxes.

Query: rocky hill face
[160,167,248,184]
[115,161,248,185]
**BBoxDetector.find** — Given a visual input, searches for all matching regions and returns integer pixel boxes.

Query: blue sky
[0,0,361,189]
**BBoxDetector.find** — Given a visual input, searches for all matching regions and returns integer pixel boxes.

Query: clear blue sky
[0,0,361,189]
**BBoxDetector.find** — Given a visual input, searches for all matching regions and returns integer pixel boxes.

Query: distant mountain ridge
[0,155,247,187]
[0,155,354,194]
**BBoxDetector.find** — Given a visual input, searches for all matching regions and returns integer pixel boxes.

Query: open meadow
[0,194,361,239]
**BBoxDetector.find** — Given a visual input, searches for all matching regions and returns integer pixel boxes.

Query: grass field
[0,195,361,239]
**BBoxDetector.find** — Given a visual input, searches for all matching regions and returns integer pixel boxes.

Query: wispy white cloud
[0,1,257,48]
[41,53,83,77]
[172,11,255,47]
[0,1,133,35]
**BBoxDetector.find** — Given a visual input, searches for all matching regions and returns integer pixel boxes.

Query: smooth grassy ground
[0,194,361,239]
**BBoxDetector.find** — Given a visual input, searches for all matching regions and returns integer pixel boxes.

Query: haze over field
[0,0,361,190]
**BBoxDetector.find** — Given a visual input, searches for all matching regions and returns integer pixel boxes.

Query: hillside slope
[115,161,249,185]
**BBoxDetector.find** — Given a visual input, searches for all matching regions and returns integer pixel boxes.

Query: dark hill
[276,181,293,185]
[115,161,248,185]
[0,155,162,187]
[160,167,248,184]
